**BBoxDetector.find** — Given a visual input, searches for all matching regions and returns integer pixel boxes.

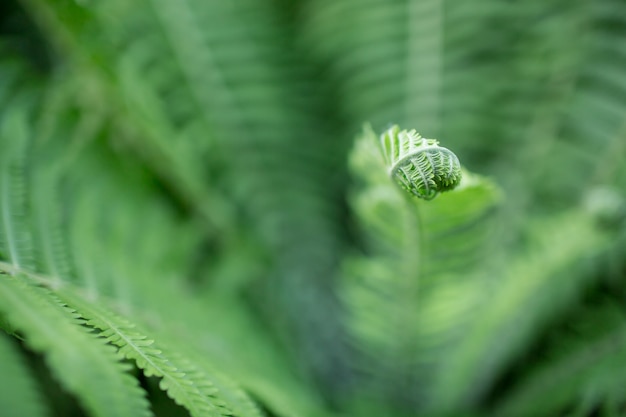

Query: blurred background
[1,0,626,416]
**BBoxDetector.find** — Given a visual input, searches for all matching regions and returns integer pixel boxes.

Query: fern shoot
[380,125,462,200]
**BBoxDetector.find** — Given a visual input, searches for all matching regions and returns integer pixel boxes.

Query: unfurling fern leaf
[343,126,500,412]
[380,125,462,200]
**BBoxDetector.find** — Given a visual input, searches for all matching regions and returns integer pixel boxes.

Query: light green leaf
[0,273,152,417]
[0,331,49,417]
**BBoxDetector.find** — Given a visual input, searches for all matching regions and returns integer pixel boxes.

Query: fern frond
[380,125,462,200]
[60,145,206,303]
[0,331,49,417]
[166,345,266,417]
[302,0,512,145]
[29,161,71,280]
[0,65,36,271]
[132,290,330,417]
[20,0,355,393]
[18,0,228,235]
[433,211,611,411]
[14,262,325,417]
[55,286,255,417]
[0,60,314,415]
[0,273,152,417]
[343,127,500,410]
[495,302,626,417]
[27,78,99,282]
[123,282,334,417]
[533,0,626,204]
[1,259,316,417]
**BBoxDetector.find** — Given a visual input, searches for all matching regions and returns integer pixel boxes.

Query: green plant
[2,0,626,416]
[380,125,462,200]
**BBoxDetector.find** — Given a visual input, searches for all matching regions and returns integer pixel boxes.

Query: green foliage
[494,301,626,417]
[55,286,257,417]
[0,272,152,417]
[1,0,626,416]
[344,127,500,412]
[0,331,49,417]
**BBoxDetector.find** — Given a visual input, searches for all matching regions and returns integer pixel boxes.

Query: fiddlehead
[381,125,462,200]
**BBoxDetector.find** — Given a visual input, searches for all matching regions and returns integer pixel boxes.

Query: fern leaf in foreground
[0,331,49,417]
[56,286,260,417]
[0,273,152,417]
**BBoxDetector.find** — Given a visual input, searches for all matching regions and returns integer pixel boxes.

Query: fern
[533,0,626,205]
[0,272,152,417]
[54,285,257,417]
[18,0,354,392]
[27,78,98,282]
[152,293,334,417]
[342,126,500,411]
[0,47,315,417]
[494,301,626,417]
[380,125,462,200]
[0,61,35,272]
[18,0,227,233]
[3,0,626,416]
[432,212,613,411]
[0,331,49,417]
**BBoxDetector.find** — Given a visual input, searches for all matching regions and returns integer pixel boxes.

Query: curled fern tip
[380,125,462,200]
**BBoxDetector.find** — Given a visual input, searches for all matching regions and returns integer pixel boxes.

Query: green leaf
[0,273,152,417]
[0,80,35,271]
[494,303,626,417]
[55,286,257,417]
[343,126,501,410]
[432,211,611,411]
[0,331,49,417]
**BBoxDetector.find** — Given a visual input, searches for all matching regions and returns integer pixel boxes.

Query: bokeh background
[1,0,626,416]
